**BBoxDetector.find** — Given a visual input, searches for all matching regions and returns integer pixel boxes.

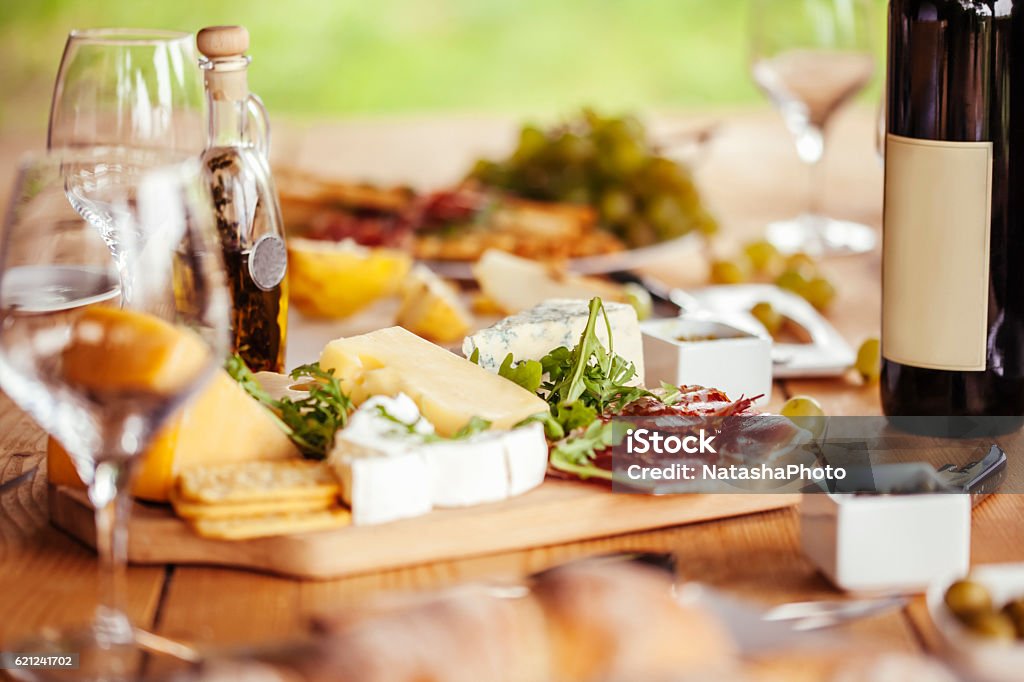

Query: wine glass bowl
[48,29,206,153]
[750,0,878,256]
[48,29,207,303]
[0,150,229,680]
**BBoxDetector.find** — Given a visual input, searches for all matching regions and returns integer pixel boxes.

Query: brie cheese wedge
[328,395,550,524]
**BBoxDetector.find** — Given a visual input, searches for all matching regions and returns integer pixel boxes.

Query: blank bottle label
[882,134,991,372]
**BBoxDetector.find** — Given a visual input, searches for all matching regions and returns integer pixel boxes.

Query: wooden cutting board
[50,482,799,580]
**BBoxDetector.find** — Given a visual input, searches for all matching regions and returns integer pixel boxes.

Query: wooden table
[2,108,1023,681]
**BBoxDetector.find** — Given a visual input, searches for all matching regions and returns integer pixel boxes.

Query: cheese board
[49,482,798,580]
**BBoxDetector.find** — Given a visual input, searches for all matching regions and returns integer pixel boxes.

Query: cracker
[190,507,351,541]
[170,487,337,520]
[177,460,339,505]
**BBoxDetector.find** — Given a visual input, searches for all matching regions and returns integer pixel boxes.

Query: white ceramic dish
[927,563,1024,682]
[800,490,971,594]
[685,284,856,378]
[641,317,772,407]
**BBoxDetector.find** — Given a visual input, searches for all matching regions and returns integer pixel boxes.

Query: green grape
[744,240,783,274]
[599,190,634,223]
[803,276,836,310]
[623,218,659,247]
[856,338,881,384]
[750,301,783,337]
[623,283,654,321]
[710,257,752,285]
[514,125,547,162]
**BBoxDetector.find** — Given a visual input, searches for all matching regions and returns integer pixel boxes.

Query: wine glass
[48,29,206,301]
[750,0,877,256]
[0,150,229,680]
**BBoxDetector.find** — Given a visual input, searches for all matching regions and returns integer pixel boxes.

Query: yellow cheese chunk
[48,369,300,502]
[320,326,548,436]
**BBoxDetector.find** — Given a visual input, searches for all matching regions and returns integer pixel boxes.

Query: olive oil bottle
[197,25,287,372]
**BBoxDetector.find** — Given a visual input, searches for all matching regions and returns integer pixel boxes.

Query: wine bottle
[882,0,1024,424]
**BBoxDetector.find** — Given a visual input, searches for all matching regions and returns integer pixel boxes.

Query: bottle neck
[208,96,248,147]
[202,57,251,148]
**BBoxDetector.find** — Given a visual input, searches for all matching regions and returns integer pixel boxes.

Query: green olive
[744,240,783,275]
[622,283,653,321]
[779,396,826,439]
[802,276,837,311]
[1000,599,1024,638]
[750,301,783,337]
[775,268,810,295]
[710,257,752,285]
[966,612,1017,642]
[855,338,881,384]
[945,580,993,620]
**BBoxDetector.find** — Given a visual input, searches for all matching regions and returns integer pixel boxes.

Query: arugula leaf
[226,355,353,460]
[549,420,615,481]
[452,416,493,439]
[497,353,543,393]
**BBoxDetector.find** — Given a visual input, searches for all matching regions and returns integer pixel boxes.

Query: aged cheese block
[320,326,548,435]
[48,370,300,502]
[464,299,645,383]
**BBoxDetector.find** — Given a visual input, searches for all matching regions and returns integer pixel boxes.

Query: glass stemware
[48,29,207,301]
[0,150,229,681]
[750,0,877,256]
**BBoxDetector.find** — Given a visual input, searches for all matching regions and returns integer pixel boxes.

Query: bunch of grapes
[469,110,717,247]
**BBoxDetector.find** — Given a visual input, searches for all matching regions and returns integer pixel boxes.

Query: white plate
[927,563,1024,682]
[421,232,703,280]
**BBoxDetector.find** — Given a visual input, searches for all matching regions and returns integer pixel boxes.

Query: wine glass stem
[807,156,824,219]
[89,458,136,642]
[115,255,134,306]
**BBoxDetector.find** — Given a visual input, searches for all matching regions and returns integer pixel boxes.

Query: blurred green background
[0,0,886,131]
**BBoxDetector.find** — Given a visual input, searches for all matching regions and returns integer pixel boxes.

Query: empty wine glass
[750,0,877,256]
[0,150,229,680]
[48,29,207,301]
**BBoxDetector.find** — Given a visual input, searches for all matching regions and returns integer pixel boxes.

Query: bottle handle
[246,93,272,159]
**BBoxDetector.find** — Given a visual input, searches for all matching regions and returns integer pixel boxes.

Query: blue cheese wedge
[463,299,645,383]
[328,395,549,524]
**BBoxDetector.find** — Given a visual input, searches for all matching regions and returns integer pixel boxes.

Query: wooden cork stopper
[197,25,249,59]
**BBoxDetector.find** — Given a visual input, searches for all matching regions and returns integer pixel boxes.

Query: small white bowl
[800,491,971,594]
[927,563,1024,682]
[641,317,772,407]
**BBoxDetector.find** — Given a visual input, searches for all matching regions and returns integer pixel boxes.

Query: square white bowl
[641,317,772,407]
[800,492,971,594]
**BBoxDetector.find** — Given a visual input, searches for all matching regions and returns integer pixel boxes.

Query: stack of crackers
[171,460,350,540]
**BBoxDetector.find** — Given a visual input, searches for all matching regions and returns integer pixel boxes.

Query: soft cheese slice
[327,395,550,522]
[501,422,549,497]
[320,326,548,436]
[463,299,646,384]
[328,394,433,525]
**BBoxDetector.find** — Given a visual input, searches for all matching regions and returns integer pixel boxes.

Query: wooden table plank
[0,410,168,648]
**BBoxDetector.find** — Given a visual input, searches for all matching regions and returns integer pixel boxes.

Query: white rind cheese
[463,299,646,384]
[328,395,549,524]
[329,395,434,525]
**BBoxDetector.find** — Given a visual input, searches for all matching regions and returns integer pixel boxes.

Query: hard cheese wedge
[48,372,300,502]
[320,326,548,436]
[464,299,646,383]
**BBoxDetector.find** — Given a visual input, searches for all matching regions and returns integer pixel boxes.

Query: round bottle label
[248,235,287,291]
